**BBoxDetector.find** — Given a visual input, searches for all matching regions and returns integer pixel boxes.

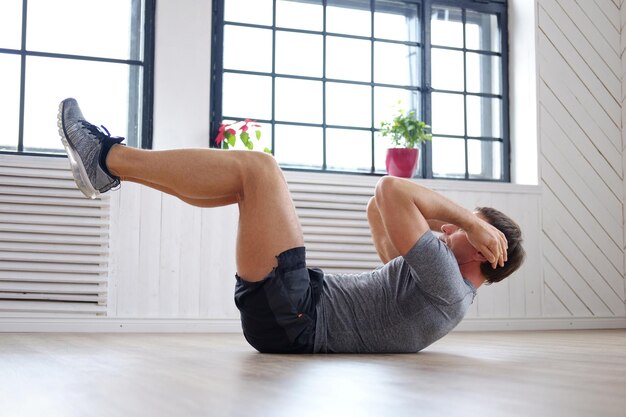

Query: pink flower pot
[385,148,419,178]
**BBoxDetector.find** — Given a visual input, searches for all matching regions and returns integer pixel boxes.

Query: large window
[0,0,155,155]
[211,0,509,181]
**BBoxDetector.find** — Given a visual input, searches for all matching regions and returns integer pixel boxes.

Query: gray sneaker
[57,98,125,199]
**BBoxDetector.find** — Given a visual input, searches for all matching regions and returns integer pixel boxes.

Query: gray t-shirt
[313,231,476,353]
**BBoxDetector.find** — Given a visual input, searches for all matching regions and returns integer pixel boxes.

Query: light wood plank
[541,156,622,248]
[538,73,622,184]
[137,186,162,317]
[542,259,592,316]
[541,159,622,263]
[178,203,202,317]
[159,195,182,317]
[542,189,624,292]
[540,107,622,215]
[578,0,619,40]
[541,120,622,228]
[539,46,622,164]
[113,183,141,317]
[543,282,571,316]
[538,5,621,126]
[554,0,621,59]
[201,205,238,319]
[541,235,613,317]
[542,216,624,315]
[0,332,624,417]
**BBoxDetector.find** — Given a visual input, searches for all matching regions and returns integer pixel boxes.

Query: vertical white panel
[111,182,141,317]
[159,195,181,316]
[138,186,162,317]
[178,203,202,317]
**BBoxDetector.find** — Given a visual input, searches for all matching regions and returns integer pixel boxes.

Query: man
[57,98,525,354]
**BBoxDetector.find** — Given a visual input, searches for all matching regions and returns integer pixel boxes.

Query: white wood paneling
[3,0,626,332]
[539,0,626,320]
[105,170,542,324]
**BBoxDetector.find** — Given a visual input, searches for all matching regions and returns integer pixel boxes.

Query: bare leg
[106,146,304,281]
[120,176,238,208]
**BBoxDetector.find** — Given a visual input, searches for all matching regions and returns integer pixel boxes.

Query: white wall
[537,0,625,322]
[103,0,625,330]
[3,0,625,331]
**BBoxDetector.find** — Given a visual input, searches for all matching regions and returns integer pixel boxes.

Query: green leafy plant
[380,104,432,148]
[215,119,271,153]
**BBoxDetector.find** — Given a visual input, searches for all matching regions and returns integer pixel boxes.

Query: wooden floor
[1,330,624,417]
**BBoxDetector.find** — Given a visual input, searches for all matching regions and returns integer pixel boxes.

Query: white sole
[57,101,100,200]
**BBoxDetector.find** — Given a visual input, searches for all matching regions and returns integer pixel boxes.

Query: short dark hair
[476,207,526,284]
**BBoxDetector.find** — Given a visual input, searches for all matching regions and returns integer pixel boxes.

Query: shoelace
[80,120,125,142]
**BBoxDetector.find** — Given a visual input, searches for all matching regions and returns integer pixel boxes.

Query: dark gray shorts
[234,247,324,353]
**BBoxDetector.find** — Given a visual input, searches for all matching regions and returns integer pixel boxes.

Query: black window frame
[210,0,509,181]
[0,0,156,157]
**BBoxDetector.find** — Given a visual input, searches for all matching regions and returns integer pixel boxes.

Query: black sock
[99,138,125,178]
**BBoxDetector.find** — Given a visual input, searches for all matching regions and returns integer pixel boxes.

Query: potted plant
[380,105,432,178]
[215,119,270,153]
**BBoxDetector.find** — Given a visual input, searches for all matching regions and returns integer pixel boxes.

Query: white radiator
[0,155,110,317]
[286,171,382,274]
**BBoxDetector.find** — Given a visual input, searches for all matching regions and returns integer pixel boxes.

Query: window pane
[432,137,465,178]
[0,0,22,49]
[23,57,135,152]
[27,0,140,60]
[468,139,502,180]
[326,128,371,172]
[431,48,464,91]
[466,11,500,52]
[276,31,323,77]
[374,131,393,173]
[466,96,502,138]
[276,0,322,31]
[326,36,371,82]
[327,1,371,37]
[0,54,21,151]
[223,73,272,120]
[374,1,419,42]
[224,0,273,26]
[275,78,322,124]
[374,42,420,86]
[431,92,464,136]
[326,83,371,128]
[466,53,501,95]
[431,6,463,48]
[274,124,323,168]
[374,87,420,127]
[224,26,272,72]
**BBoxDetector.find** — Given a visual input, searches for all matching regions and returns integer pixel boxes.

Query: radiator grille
[0,156,110,317]
[286,172,381,274]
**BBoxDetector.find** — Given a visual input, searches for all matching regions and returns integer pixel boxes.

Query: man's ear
[474,251,488,262]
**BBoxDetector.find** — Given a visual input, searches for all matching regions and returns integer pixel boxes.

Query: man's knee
[242,151,282,183]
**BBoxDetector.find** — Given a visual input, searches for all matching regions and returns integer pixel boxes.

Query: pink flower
[215,124,227,144]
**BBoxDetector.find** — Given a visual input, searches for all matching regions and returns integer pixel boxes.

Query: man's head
[440,207,525,285]
[475,207,525,284]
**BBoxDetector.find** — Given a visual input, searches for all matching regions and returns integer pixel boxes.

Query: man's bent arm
[374,176,507,269]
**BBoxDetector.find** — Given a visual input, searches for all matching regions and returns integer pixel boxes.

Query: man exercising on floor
[58,98,525,354]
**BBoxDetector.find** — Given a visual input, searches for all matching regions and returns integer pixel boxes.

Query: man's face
[439,223,480,265]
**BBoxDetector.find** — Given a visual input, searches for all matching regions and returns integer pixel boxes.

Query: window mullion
[462,7,468,180]
[322,0,327,171]
[423,0,432,179]
[272,0,277,155]
[370,0,375,174]
[17,0,28,153]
